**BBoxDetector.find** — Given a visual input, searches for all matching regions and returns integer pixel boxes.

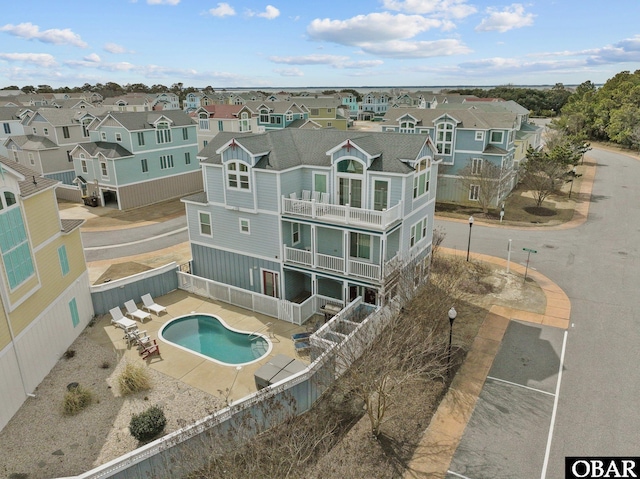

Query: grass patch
[62,385,93,416]
[118,362,152,396]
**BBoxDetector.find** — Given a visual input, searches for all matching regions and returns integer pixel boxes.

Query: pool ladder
[248,322,273,340]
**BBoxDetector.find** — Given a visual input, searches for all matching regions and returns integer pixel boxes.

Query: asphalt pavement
[437,147,640,478]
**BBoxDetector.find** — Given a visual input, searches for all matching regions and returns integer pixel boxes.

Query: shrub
[63,385,93,415]
[129,405,166,442]
[117,362,152,395]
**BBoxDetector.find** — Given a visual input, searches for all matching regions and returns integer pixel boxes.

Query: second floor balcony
[282,195,402,231]
[283,245,384,282]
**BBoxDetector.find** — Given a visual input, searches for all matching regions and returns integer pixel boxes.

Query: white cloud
[382,0,476,19]
[269,54,349,65]
[580,35,640,65]
[475,4,535,33]
[340,60,384,69]
[274,67,304,77]
[0,52,57,67]
[208,3,236,17]
[83,53,101,63]
[257,5,280,20]
[104,43,134,54]
[269,54,383,71]
[307,12,446,45]
[147,0,180,4]
[358,38,471,58]
[0,22,88,48]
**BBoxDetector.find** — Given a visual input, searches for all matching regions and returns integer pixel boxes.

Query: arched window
[156,121,172,144]
[336,159,363,174]
[435,121,454,155]
[227,161,250,190]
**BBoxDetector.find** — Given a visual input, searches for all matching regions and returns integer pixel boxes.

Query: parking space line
[447,470,474,479]
[486,376,556,397]
[541,330,568,479]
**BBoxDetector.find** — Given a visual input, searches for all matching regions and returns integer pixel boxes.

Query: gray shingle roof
[0,106,23,121]
[0,156,59,197]
[61,219,84,233]
[199,129,430,174]
[77,141,133,158]
[97,110,196,131]
[6,135,58,150]
[384,107,517,129]
[28,107,107,126]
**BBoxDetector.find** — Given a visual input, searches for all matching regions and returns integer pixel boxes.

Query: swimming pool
[159,313,272,366]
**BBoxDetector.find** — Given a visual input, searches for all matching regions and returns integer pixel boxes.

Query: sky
[1,0,639,90]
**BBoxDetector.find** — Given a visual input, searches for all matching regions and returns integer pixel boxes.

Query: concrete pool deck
[89,289,312,402]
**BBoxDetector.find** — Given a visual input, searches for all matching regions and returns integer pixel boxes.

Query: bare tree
[457,159,509,215]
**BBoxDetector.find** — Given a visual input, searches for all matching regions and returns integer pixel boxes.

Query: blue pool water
[159,314,271,366]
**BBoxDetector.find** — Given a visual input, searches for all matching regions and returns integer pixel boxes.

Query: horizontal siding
[118,170,203,210]
[23,190,60,247]
[9,230,86,336]
[197,205,280,258]
[255,171,278,212]
[204,165,224,203]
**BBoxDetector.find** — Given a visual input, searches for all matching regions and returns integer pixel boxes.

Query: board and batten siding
[118,170,203,210]
[191,244,281,294]
[283,269,311,301]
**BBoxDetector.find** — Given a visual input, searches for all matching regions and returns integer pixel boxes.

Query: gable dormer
[216,137,268,168]
[327,138,379,170]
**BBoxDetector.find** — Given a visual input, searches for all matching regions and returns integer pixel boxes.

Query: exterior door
[339,177,362,208]
[262,270,279,298]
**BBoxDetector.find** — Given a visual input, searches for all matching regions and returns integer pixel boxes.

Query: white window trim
[490,131,504,144]
[292,223,300,245]
[226,160,251,191]
[475,131,484,141]
[239,218,250,235]
[469,184,480,201]
[81,160,88,174]
[100,132,107,141]
[115,133,122,142]
[471,158,483,175]
[313,172,329,194]
[198,211,212,237]
[100,161,108,178]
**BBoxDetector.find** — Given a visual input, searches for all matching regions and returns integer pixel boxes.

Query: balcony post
[311,198,316,218]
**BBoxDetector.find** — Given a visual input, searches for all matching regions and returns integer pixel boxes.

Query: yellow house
[0,157,93,431]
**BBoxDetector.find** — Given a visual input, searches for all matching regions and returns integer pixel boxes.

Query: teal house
[70,110,201,209]
[382,107,519,206]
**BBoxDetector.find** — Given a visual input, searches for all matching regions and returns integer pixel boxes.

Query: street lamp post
[447,307,457,375]
[466,216,474,261]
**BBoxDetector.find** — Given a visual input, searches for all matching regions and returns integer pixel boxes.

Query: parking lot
[447,320,567,479]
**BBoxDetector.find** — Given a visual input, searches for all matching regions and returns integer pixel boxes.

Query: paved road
[82,215,188,261]
[438,147,640,478]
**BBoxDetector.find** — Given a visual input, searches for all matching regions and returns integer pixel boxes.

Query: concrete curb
[404,251,571,478]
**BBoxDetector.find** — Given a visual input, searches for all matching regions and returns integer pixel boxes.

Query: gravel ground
[0,319,222,479]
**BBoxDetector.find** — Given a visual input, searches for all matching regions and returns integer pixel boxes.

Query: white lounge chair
[110,307,138,332]
[124,300,151,323]
[141,294,167,316]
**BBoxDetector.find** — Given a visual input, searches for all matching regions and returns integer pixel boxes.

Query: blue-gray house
[182,129,439,318]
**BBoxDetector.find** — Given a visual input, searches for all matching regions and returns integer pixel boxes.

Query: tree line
[447,83,572,117]
[554,70,640,150]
